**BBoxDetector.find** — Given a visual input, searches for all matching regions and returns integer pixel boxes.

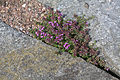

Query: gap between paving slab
[0,19,119,79]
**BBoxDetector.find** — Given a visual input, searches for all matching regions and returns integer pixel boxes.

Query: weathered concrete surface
[0,20,118,79]
[38,0,120,77]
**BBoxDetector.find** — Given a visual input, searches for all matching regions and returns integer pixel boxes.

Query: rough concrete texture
[0,19,118,79]
[38,0,120,77]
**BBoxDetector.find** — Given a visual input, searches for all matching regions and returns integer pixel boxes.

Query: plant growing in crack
[29,7,110,72]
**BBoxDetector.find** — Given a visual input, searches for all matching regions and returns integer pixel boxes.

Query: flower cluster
[54,34,64,43]
[29,7,110,72]
[63,42,70,49]
[35,26,46,38]
[49,21,59,28]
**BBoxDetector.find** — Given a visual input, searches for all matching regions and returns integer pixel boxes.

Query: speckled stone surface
[0,19,118,79]
[38,0,120,77]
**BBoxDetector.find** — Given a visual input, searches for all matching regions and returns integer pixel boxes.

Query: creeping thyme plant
[29,7,110,71]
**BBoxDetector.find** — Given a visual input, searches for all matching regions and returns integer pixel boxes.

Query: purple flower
[76,40,78,42]
[59,34,63,36]
[41,32,45,35]
[54,21,57,23]
[70,21,72,24]
[54,21,59,27]
[55,30,58,34]
[41,26,45,30]
[63,42,68,48]
[41,33,43,35]
[67,21,70,23]
[67,21,72,24]
[58,13,62,16]
[44,33,47,36]
[57,34,64,38]
[67,21,72,26]
[49,21,52,24]
[47,34,50,36]
[39,29,42,32]
[47,34,52,38]
[65,23,69,25]
[56,36,59,39]
[35,32,39,36]
[49,22,55,27]
[50,36,53,38]
[58,16,61,21]
[52,23,55,27]
[65,44,70,49]
[86,22,89,25]
[106,67,110,71]
[56,23,59,26]
[41,36,43,38]
[57,41,59,43]
[58,38,63,41]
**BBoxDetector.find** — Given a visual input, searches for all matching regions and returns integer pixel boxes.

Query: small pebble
[84,2,89,9]
[22,4,26,7]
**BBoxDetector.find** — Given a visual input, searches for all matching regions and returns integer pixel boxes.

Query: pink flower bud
[35,32,39,36]
[86,22,89,25]
[54,21,57,23]
[39,29,41,32]
[106,67,110,71]
[41,26,45,30]
[58,38,63,41]
[65,45,70,49]
[58,16,61,20]
[41,36,43,38]
[63,43,68,48]
[57,41,59,43]
[44,33,47,36]
[76,40,78,42]
[41,33,43,35]
[56,23,59,26]
[52,23,55,27]
[50,36,53,38]
[56,36,59,39]
[49,21,52,24]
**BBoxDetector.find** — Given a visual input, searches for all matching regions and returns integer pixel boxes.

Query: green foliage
[29,7,110,72]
